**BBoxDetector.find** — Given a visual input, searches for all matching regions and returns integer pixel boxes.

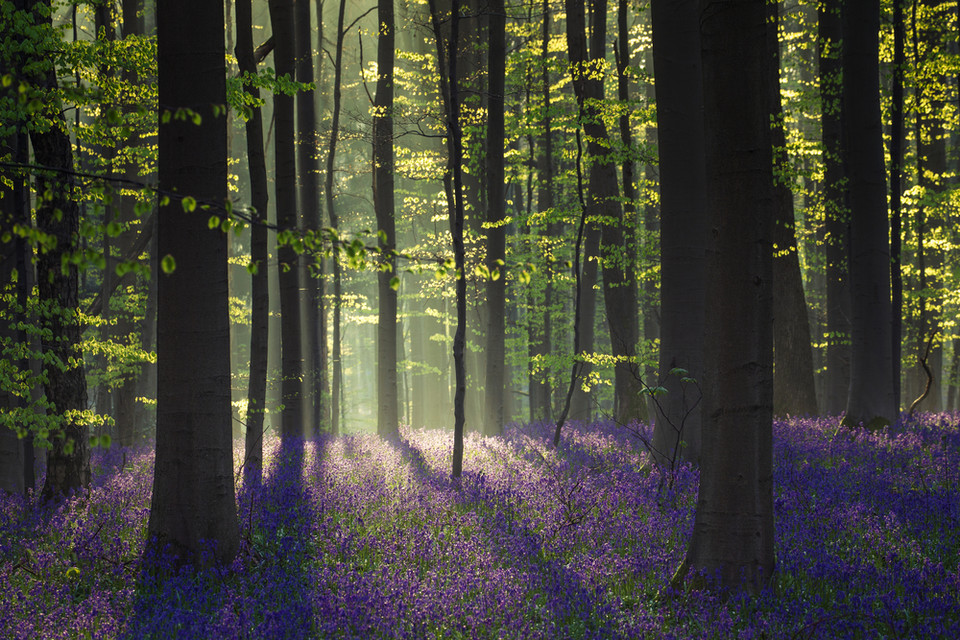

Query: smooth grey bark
[237,0,269,488]
[148,0,239,565]
[374,0,399,438]
[296,0,322,435]
[326,0,347,436]
[818,0,851,415]
[769,2,818,417]
[842,0,897,427]
[483,0,506,436]
[269,0,305,440]
[650,0,707,464]
[680,0,775,592]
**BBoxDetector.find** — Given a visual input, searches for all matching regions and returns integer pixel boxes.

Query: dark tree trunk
[326,0,347,436]
[909,0,947,412]
[890,0,905,412]
[842,0,896,427]
[650,0,708,464]
[269,0,305,440]
[148,0,240,565]
[680,0,775,592]
[236,0,269,488]
[297,0,322,435]
[769,2,818,417]
[21,0,91,500]
[529,0,555,423]
[818,0,851,415]
[374,0,399,438]
[484,0,506,436]
[428,0,467,478]
[615,0,646,427]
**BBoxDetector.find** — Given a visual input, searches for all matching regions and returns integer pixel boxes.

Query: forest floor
[1,414,958,639]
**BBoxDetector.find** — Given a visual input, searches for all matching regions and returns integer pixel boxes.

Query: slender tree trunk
[269,0,305,440]
[891,0,905,412]
[484,0,506,436]
[237,0,270,488]
[769,2,818,417]
[529,0,555,423]
[297,0,322,436]
[680,0,775,591]
[148,0,239,565]
[325,0,348,435]
[842,0,897,427]
[910,0,947,412]
[428,0,467,478]
[374,0,399,438]
[819,0,851,416]
[650,0,708,464]
[614,0,646,427]
[21,0,90,500]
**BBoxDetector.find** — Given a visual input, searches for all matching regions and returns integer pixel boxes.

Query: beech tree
[649,0,708,464]
[677,0,775,591]
[842,0,896,427]
[374,0,399,438]
[148,0,239,565]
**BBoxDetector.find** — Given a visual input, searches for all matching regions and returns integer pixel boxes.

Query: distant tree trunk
[428,0,467,478]
[650,0,707,464]
[818,0,851,415]
[297,0,322,436]
[484,0,506,436]
[909,0,947,412]
[0,123,26,496]
[269,0,304,440]
[947,339,959,410]
[326,0,347,436]
[21,0,90,500]
[374,0,399,438]
[148,0,240,566]
[769,2,818,417]
[890,0,904,412]
[679,0,775,592]
[842,0,897,427]
[529,0,554,423]
[237,0,269,488]
[616,0,645,428]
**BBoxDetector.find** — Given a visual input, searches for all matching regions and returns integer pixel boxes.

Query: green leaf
[161,254,176,274]
[208,215,220,229]
[389,276,400,290]
[182,196,197,212]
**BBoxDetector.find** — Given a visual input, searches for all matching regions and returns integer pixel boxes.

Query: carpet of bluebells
[1,413,958,639]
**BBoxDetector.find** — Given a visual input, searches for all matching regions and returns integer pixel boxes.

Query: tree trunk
[680,0,775,591]
[890,0,905,412]
[21,0,91,500]
[428,0,467,478]
[237,0,270,488]
[819,0,851,416]
[484,0,506,436]
[148,0,239,566]
[297,0,322,435]
[909,0,947,412]
[529,0,554,423]
[326,0,347,435]
[842,0,897,427]
[650,0,708,464]
[269,0,305,440]
[374,0,399,438]
[769,2,818,417]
